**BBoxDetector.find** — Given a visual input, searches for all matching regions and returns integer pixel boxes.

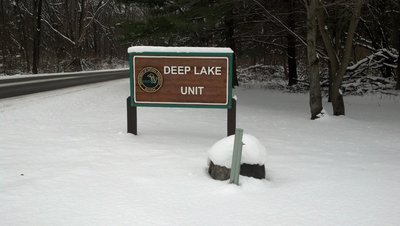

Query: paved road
[0,69,129,99]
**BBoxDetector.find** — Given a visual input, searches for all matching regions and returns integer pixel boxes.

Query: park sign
[126,46,236,136]
[128,46,233,108]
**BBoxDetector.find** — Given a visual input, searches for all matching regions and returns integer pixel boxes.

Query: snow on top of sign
[208,133,267,167]
[127,46,233,54]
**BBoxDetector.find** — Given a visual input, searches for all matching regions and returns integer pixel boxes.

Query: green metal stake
[229,128,244,185]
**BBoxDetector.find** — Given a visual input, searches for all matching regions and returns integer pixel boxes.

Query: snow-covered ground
[1,79,400,226]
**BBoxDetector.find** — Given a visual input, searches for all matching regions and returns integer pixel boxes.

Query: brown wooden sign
[132,56,230,107]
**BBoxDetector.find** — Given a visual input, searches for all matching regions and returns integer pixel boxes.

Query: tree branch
[251,0,308,47]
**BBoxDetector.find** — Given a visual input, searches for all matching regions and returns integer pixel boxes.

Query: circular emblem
[138,67,163,93]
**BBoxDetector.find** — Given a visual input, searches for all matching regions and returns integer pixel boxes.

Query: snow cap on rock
[208,134,267,168]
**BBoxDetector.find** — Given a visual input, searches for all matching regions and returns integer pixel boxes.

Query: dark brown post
[127,96,137,135]
[227,98,236,136]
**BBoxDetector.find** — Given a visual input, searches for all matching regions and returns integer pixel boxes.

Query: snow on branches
[346,48,398,77]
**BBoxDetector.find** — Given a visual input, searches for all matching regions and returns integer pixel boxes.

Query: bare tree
[224,2,239,88]
[397,33,400,90]
[16,0,32,72]
[286,0,298,86]
[37,0,112,71]
[305,0,322,119]
[32,0,43,74]
[397,6,400,90]
[316,0,364,116]
[0,0,6,74]
[251,0,308,86]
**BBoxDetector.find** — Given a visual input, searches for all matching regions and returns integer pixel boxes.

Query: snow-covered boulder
[208,134,267,180]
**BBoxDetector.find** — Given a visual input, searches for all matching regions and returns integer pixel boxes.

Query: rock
[240,163,265,179]
[208,161,230,180]
[208,161,266,180]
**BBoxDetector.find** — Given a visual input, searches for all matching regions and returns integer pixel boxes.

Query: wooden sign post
[127,46,235,135]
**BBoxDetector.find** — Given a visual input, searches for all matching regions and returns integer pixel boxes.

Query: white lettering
[200,67,207,75]
[180,86,205,95]
[198,86,204,95]
[165,66,221,75]
[188,86,195,95]
[185,66,191,74]
[193,66,222,75]
[207,67,215,75]
[178,66,184,75]
[164,66,192,75]
[171,66,177,74]
[181,86,187,95]
[215,67,221,75]
[164,66,171,74]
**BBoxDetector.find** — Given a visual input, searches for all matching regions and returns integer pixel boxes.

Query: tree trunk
[331,83,345,115]
[32,0,43,74]
[331,0,363,116]
[328,64,333,102]
[287,36,297,86]
[287,0,297,86]
[306,0,322,119]
[396,25,400,90]
[65,0,86,72]
[225,7,239,88]
[0,0,6,74]
[379,1,392,79]
[397,56,400,90]
[15,0,31,72]
[317,0,364,116]
[93,23,98,57]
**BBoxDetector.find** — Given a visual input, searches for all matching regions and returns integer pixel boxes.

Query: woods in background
[0,0,399,117]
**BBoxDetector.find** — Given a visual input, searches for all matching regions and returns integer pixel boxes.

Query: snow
[347,48,398,72]
[127,46,233,54]
[1,79,400,225]
[208,134,267,167]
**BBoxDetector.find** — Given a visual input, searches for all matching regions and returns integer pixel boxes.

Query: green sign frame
[129,51,233,109]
